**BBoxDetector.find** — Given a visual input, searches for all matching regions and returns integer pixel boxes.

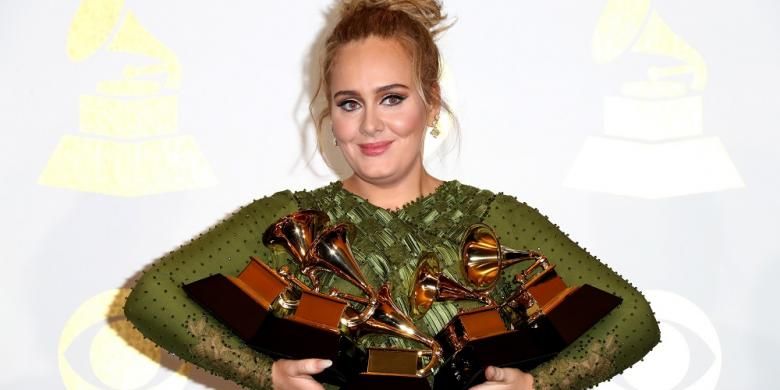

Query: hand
[271,358,331,390]
[469,366,534,390]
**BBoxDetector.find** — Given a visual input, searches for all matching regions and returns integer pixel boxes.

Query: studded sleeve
[123,190,299,390]
[483,194,660,389]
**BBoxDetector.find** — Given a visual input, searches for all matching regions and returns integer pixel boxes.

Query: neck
[342,167,443,211]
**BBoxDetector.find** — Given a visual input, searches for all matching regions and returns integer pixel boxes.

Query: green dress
[124,181,660,389]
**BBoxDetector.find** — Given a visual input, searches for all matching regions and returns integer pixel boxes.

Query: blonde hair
[310,0,457,158]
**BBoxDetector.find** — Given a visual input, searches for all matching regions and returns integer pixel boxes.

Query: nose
[360,105,383,136]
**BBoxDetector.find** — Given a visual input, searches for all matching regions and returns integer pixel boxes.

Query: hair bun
[338,0,450,38]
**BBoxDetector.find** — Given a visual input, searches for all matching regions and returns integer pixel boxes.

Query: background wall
[1,0,778,389]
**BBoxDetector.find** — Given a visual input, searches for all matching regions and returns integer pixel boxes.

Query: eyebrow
[333,83,409,99]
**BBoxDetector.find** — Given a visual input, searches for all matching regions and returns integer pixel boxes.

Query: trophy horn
[409,252,495,320]
[263,209,330,289]
[307,223,375,298]
[344,283,443,377]
[461,223,544,291]
[307,222,380,326]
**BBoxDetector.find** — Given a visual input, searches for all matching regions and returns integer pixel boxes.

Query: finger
[484,366,521,384]
[485,366,500,382]
[289,358,333,376]
[468,367,502,390]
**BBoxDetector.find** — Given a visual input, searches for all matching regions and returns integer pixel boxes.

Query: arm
[483,194,660,390]
[123,191,299,390]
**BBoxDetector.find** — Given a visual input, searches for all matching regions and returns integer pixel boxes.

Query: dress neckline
[332,180,457,215]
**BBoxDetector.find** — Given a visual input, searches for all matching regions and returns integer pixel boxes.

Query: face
[329,36,436,185]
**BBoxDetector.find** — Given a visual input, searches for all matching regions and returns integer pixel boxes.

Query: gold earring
[332,128,338,146]
[429,115,441,138]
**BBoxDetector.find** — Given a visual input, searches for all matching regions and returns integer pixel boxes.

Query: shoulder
[247,189,297,209]
[451,181,541,218]
[459,184,563,237]
[442,180,500,208]
[487,191,542,219]
[290,181,342,210]
[242,182,341,214]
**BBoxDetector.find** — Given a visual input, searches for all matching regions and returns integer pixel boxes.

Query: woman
[124,1,660,389]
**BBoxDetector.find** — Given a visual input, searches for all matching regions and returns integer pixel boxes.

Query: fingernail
[321,359,333,369]
[486,366,494,377]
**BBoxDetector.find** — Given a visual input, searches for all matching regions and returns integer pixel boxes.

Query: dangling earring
[429,114,441,138]
[332,128,338,146]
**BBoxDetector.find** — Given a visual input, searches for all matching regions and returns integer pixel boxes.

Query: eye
[381,94,406,106]
[337,99,361,112]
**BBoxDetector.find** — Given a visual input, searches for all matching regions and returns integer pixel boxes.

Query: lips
[358,140,393,156]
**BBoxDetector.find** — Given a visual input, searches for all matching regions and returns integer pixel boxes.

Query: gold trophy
[310,224,442,389]
[262,209,330,289]
[409,251,494,320]
[431,223,623,389]
[255,211,368,385]
[185,210,362,385]
[182,211,329,357]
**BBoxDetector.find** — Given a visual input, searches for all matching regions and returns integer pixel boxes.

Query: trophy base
[253,314,365,385]
[183,273,275,341]
[183,262,365,386]
[433,284,621,389]
[434,318,562,389]
[543,284,622,344]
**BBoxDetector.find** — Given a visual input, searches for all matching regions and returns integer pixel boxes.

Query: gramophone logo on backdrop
[564,0,743,198]
[58,289,190,389]
[39,0,216,196]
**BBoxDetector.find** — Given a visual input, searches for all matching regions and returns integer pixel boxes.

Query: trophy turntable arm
[483,195,660,389]
[124,190,304,390]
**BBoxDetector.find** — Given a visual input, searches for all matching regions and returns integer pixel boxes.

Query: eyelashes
[336,99,361,112]
[381,94,406,106]
[336,94,407,112]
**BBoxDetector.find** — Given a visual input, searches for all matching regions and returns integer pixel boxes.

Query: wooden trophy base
[183,258,287,341]
[183,259,365,386]
[250,289,366,385]
[433,284,621,389]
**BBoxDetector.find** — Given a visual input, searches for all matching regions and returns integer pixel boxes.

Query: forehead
[330,36,413,90]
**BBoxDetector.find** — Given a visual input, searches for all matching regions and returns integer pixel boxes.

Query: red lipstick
[358,141,393,156]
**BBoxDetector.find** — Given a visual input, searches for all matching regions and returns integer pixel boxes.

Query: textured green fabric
[124,181,659,390]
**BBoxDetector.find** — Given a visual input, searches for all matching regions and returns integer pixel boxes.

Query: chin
[354,166,402,184]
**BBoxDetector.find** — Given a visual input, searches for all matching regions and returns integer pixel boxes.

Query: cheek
[330,109,358,138]
[387,105,427,137]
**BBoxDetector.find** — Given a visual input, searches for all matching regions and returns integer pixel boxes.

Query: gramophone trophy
[428,224,623,389]
[310,224,441,390]
[184,210,362,385]
[254,211,368,385]
[183,211,330,355]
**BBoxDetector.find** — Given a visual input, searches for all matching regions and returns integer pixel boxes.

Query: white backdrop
[1,0,778,389]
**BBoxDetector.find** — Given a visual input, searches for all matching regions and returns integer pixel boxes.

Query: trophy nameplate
[341,348,431,390]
